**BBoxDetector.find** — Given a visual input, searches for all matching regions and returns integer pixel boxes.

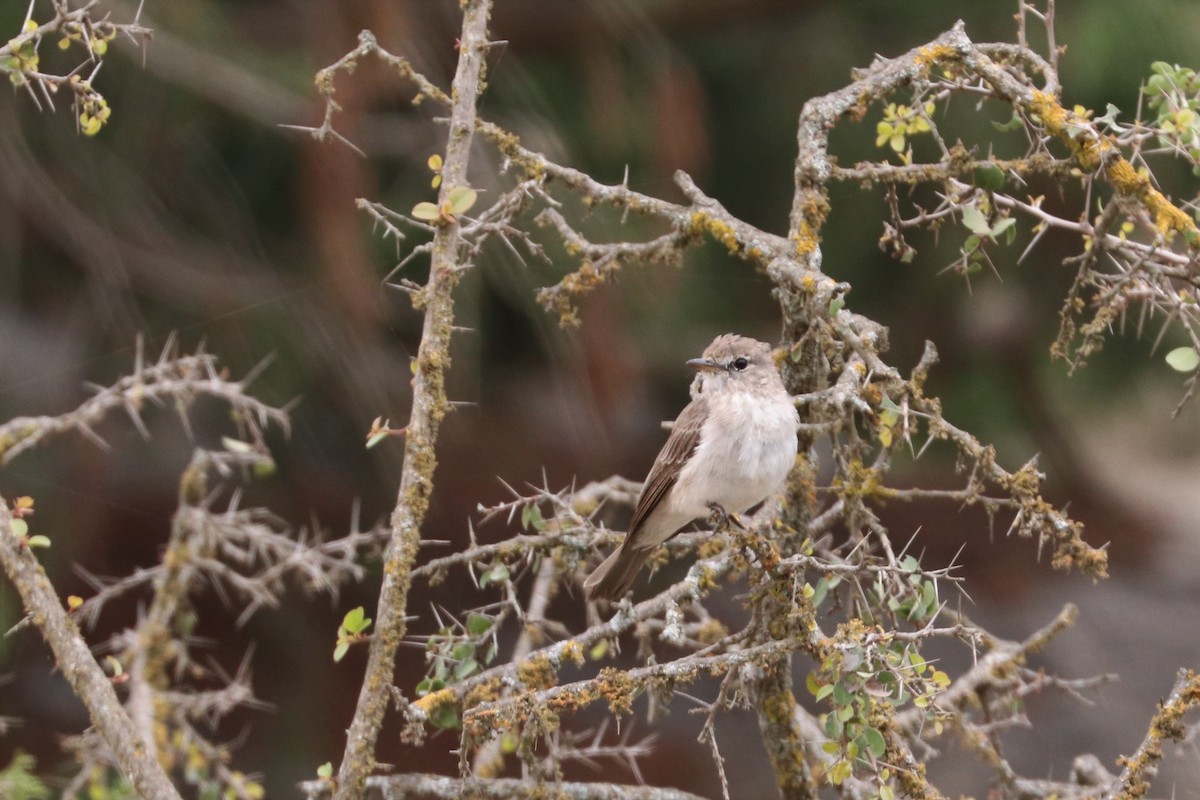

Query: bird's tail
[583,547,651,602]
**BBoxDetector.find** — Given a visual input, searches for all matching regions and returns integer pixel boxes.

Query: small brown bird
[583,334,799,601]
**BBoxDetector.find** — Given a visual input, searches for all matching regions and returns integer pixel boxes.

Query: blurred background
[0,0,1198,796]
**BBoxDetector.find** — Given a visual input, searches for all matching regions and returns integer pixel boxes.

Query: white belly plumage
[669,391,799,519]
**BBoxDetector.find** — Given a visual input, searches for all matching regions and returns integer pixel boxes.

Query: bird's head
[686,334,781,394]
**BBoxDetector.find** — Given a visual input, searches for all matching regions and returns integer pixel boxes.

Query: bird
[583,334,800,601]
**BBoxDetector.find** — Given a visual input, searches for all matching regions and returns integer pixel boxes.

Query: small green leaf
[589,640,609,660]
[829,759,853,785]
[366,430,390,449]
[342,606,365,631]
[480,564,509,587]
[815,684,835,702]
[990,217,1017,238]
[26,535,51,549]
[806,672,822,697]
[429,704,460,730]
[811,577,830,608]
[466,614,492,636]
[992,111,1023,132]
[333,642,349,662]
[317,762,333,779]
[863,726,887,758]
[829,295,845,316]
[961,206,991,236]
[10,519,28,538]
[412,201,440,221]
[454,657,479,681]
[972,165,1006,191]
[447,186,478,216]
[1166,346,1200,372]
[880,784,895,800]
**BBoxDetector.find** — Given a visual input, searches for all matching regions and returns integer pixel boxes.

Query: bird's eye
[732,356,749,371]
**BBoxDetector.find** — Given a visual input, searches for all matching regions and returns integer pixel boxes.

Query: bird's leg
[706,502,745,532]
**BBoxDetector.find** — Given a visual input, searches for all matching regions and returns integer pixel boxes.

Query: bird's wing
[624,396,708,549]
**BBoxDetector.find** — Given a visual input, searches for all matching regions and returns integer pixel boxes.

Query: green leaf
[833,683,853,707]
[811,577,830,608]
[990,217,1017,238]
[815,684,835,702]
[992,111,1023,132]
[447,186,478,216]
[466,613,492,636]
[961,206,991,236]
[880,784,895,800]
[863,726,887,758]
[342,606,365,632]
[454,657,479,681]
[366,430,390,449]
[1165,346,1200,372]
[480,564,509,587]
[829,296,845,316]
[316,762,333,779]
[26,535,50,549]
[0,750,50,800]
[411,201,440,221]
[429,704,460,730]
[520,504,546,531]
[333,642,349,663]
[10,519,28,538]
[972,165,1006,191]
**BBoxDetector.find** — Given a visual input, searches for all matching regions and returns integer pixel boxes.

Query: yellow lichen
[516,654,557,691]
[915,44,957,70]
[412,687,455,713]
[793,222,819,256]
[690,211,741,254]
[560,640,585,667]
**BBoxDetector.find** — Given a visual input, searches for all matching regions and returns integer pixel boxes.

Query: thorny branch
[7,0,1200,798]
[281,0,1200,798]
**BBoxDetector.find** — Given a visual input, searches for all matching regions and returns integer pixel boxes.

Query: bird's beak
[686,357,725,374]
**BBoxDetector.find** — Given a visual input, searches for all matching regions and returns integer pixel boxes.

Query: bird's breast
[671,391,799,517]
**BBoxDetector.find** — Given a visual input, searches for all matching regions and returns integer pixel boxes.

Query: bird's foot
[706,503,745,531]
